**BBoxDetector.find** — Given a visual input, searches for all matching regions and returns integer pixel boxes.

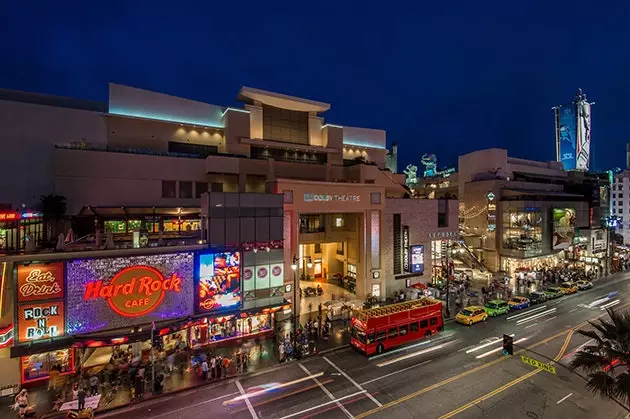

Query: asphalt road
[100,273,630,419]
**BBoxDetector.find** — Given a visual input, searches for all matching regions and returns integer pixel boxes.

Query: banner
[552,208,576,250]
[17,262,65,303]
[576,101,591,170]
[557,105,578,170]
[17,301,65,343]
[411,245,424,274]
[197,252,241,313]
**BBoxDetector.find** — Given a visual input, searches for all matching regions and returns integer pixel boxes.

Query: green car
[484,300,510,317]
[544,287,563,299]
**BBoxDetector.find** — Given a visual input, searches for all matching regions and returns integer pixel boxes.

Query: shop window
[127,219,141,232]
[179,181,193,199]
[334,216,345,228]
[502,209,542,251]
[21,349,74,383]
[195,182,208,198]
[162,180,176,198]
[104,220,126,233]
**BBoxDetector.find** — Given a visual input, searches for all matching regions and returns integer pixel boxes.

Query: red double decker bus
[350,298,443,356]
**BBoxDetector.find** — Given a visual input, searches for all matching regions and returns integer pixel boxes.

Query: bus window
[399,325,408,336]
[368,332,375,342]
[377,330,387,341]
[352,326,367,343]
[388,328,398,339]
[420,319,429,329]
[430,317,438,326]
[410,322,419,333]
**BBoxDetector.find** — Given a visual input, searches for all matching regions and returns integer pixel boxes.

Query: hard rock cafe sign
[17,263,65,303]
[83,265,182,318]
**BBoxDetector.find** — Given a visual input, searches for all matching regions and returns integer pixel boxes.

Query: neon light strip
[221,107,250,117]
[109,108,225,129]
[322,123,343,129]
[0,262,5,315]
[343,141,387,150]
[0,325,13,348]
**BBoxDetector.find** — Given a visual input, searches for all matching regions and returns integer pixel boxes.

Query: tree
[39,194,67,243]
[570,308,630,407]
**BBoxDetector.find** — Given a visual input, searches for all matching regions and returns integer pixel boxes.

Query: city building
[611,170,630,244]
[459,148,609,275]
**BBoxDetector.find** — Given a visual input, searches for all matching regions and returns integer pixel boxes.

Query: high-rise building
[555,89,593,171]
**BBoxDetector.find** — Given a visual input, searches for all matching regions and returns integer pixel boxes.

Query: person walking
[222,356,229,377]
[77,387,86,411]
[201,358,209,380]
[236,352,242,374]
[210,356,216,379]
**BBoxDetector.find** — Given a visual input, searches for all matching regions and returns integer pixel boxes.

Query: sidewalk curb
[92,342,350,417]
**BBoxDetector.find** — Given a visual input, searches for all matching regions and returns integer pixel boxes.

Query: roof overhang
[238,86,330,113]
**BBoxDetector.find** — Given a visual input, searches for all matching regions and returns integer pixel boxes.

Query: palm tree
[570,308,630,407]
[39,194,67,243]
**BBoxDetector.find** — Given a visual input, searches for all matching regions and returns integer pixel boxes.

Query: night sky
[2,1,629,172]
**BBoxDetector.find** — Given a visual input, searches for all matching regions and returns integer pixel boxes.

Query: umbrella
[104,231,115,249]
[55,233,65,251]
[65,228,76,244]
[24,234,36,252]
[95,228,102,249]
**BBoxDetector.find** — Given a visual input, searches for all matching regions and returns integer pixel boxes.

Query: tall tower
[555,89,593,171]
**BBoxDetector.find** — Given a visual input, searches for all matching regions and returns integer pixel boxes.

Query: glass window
[502,209,542,251]
[334,216,345,227]
[127,219,141,232]
[399,325,408,336]
[410,322,419,332]
[367,332,375,342]
[430,317,438,326]
[179,181,193,199]
[195,182,208,198]
[377,330,386,341]
[211,182,224,192]
[371,192,382,204]
[420,319,428,328]
[104,220,126,233]
[162,181,176,198]
[621,194,625,199]
[352,327,367,343]
[388,327,398,339]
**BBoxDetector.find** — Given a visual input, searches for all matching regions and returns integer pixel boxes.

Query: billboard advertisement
[576,101,592,170]
[557,105,578,171]
[65,252,195,335]
[17,301,65,343]
[552,208,576,250]
[16,262,65,303]
[197,251,241,313]
[410,245,424,274]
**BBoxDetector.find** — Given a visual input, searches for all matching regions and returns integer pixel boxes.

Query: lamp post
[291,256,299,343]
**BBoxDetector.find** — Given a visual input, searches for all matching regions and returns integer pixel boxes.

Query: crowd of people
[278,313,333,363]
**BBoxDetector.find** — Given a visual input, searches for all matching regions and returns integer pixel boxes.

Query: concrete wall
[223,109,251,156]
[0,100,107,208]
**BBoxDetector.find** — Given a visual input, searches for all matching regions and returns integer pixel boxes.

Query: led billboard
[197,251,241,313]
[552,208,576,250]
[557,105,578,171]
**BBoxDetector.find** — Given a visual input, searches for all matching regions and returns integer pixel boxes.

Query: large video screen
[552,208,576,250]
[197,252,241,312]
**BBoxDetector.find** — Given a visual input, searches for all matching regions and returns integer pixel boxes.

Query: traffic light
[503,334,513,356]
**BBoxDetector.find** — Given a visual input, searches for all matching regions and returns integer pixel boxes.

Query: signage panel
[521,355,556,374]
[17,263,65,303]
[17,301,65,343]
[402,226,410,272]
[552,208,576,250]
[197,252,241,313]
[411,245,424,274]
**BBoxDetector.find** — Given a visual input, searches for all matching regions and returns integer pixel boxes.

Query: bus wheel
[425,331,432,338]
[437,326,444,332]
[377,344,384,355]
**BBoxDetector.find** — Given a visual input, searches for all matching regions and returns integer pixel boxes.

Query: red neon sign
[83,265,182,318]
[0,212,20,221]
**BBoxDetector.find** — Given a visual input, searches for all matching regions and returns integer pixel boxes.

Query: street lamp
[306,257,313,269]
[292,255,299,344]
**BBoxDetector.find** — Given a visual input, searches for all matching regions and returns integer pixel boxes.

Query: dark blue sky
[2,1,629,171]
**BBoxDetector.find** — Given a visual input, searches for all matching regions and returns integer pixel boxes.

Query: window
[371,192,382,204]
[168,141,218,157]
[502,208,542,251]
[620,194,624,199]
[162,181,176,198]
[336,242,344,255]
[377,331,387,341]
[430,317,438,326]
[420,319,428,329]
[438,199,449,228]
[195,182,208,198]
[388,327,398,339]
[179,181,193,198]
[619,208,623,214]
[334,216,345,227]
[368,332,375,342]
[210,182,223,192]
[613,194,616,199]
[410,322,419,333]
[399,325,408,336]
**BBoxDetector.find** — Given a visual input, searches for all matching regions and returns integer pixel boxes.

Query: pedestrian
[77,387,86,411]
[210,356,216,379]
[236,352,242,374]
[135,365,145,398]
[14,389,29,418]
[201,358,209,380]
[222,356,229,377]
[167,351,175,374]
[242,352,248,373]
[279,342,285,363]
[89,374,99,396]
[216,356,222,379]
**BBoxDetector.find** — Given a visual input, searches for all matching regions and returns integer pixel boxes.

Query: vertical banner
[402,225,410,272]
[557,104,578,170]
[576,101,591,170]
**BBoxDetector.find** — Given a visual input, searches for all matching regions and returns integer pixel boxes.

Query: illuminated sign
[402,226,410,272]
[0,212,20,221]
[0,325,14,348]
[556,105,578,171]
[487,191,496,232]
[17,263,65,303]
[411,245,424,274]
[0,262,5,314]
[83,266,182,317]
[428,231,458,239]
[552,208,576,250]
[197,252,241,312]
[17,301,65,343]
[303,193,360,203]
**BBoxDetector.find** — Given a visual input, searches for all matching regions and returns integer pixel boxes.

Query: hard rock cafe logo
[83,266,182,317]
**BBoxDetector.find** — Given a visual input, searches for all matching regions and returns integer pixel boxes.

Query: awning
[77,206,201,217]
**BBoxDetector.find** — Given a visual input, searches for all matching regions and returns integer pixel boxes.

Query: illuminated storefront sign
[402,225,410,272]
[303,193,360,203]
[0,325,14,348]
[17,263,65,303]
[411,245,424,274]
[17,301,65,343]
[83,266,182,317]
[428,231,458,239]
[66,253,194,335]
[197,252,241,313]
[487,192,496,232]
[0,212,20,221]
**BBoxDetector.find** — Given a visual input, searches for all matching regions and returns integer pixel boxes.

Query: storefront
[500,254,560,275]
[0,211,43,253]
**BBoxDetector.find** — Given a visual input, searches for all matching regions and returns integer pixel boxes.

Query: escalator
[451,241,487,273]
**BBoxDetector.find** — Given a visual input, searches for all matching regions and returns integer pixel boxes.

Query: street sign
[521,355,556,374]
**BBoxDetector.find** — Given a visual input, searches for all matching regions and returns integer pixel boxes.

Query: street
[99,273,630,419]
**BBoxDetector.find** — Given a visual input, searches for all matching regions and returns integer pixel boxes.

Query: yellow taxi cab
[456,306,488,326]
[560,282,578,294]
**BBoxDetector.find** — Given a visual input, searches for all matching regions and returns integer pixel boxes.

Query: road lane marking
[562,339,595,360]
[545,316,558,322]
[278,390,367,419]
[569,308,578,313]
[507,305,548,320]
[516,308,557,325]
[354,302,630,419]
[437,330,575,418]
[298,363,353,418]
[465,336,504,354]
[601,299,620,310]
[235,380,259,419]
[376,343,447,367]
[324,356,383,407]
[360,360,432,385]
[525,323,538,329]
[557,393,573,404]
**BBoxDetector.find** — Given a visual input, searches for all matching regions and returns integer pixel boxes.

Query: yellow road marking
[438,330,574,418]
[355,302,629,419]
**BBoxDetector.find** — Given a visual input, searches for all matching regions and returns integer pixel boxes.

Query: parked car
[484,300,510,317]
[576,280,593,290]
[560,282,578,295]
[544,287,564,299]
[528,291,547,304]
[456,306,488,326]
[508,296,531,310]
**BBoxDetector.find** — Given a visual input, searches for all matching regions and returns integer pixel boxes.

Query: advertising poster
[16,262,65,303]
[198,252,241,313]
[66,252,195,335]
[17,301,65,343]
[242,266,255,291]
[270,263,283,287]
[576,101,591,170]
[557,105,578,170]
[411,245,424,274]
[552,208,576,250]
[255,265,270,290]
